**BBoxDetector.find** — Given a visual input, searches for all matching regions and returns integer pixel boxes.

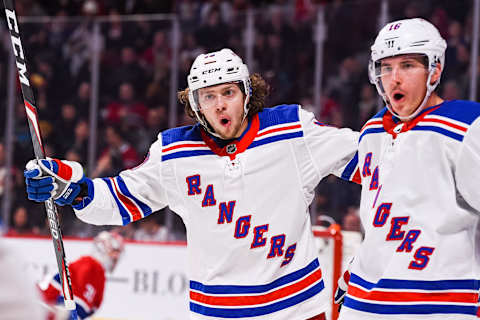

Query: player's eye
[224,89,234,96]
[381,65,392,73]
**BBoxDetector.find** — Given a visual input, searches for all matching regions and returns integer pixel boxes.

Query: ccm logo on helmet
[202,67,221,74]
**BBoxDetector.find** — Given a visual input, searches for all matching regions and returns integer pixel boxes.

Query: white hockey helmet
[92,231,125,273]
[368,18,447,120]
[187,48,251,135]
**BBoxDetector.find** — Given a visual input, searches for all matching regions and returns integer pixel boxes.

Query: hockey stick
[3,1,78,319]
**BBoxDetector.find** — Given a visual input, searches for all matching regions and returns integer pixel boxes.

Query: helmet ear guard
[369,18,447,121]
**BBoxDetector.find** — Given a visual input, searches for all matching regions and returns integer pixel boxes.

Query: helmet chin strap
[383,69,436,122]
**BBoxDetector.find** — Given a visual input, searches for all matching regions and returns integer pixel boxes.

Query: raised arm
[24,138,168,226]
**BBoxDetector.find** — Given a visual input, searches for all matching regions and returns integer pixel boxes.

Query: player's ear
[430,63,442,85]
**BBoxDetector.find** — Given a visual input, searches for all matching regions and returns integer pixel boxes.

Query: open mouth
[220,117,231,127]
[392,92,405,102]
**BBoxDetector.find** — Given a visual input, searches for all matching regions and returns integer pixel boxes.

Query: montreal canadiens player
[335,18,480,320]
[38,231,124,319]
[25,48,359,319]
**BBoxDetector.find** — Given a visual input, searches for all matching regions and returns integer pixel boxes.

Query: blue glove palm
[24,159,85,206]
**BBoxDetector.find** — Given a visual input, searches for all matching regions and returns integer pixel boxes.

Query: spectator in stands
[135,107,169,155]
[72,82,91,116]
[195,7,229,51]
[62,13,104,84]
[8,205,33,235]
[56,103,79,156]
[103,82,149,129]
[107,46,147,94]
[72,119,90,158]
[91,124,140,177]
[357,84,378,129]
[133,214,168,242]
[441,80,462,100]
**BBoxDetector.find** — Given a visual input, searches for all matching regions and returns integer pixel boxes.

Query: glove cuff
[71,177,94,210]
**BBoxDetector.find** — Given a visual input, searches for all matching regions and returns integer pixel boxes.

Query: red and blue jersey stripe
[102,176,152,225]
[340,152,361,184]
[189,258,324,318]
[344,273,479,316]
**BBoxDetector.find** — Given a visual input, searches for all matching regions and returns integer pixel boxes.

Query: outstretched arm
[24,138,168,226]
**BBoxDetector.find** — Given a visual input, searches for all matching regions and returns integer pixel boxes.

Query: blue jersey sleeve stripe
[101,178,132,225]
[411,126,464,141]
[190,280,324,317]
[249,132,303,149]
[162,150,214,161]
[344,296,478,316]
[116,176,152,218]
[350,273,479,290]
[190,258,319,294]
[359,128,385,143]
[341,152,359,181]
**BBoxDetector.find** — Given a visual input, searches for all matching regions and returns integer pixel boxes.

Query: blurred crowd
[0,0,478,240]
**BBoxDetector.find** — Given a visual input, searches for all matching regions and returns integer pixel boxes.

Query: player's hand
[334,269,350,312]
[24,158,85,206]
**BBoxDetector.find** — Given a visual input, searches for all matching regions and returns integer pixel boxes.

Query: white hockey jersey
[74,104,359,319]
[339,100,480,320]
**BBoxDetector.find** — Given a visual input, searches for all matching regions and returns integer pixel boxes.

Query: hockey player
[25,48,359,319]
[335,18,480,319]
[38,231,124,319]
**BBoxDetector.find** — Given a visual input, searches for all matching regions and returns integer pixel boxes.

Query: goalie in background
[38,231,124,319]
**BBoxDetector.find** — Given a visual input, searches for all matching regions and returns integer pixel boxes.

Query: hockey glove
[24,159,87,206]
[334,269,350,312]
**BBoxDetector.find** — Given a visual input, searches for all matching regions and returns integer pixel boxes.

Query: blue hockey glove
[334,269,350,312]
[24,159,86,206]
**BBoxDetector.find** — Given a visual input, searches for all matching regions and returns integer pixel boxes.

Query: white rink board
[3,237,189,320]
[3,231,361,320]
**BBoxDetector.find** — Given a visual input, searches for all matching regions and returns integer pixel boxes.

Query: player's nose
[215,96,228,111]
[391,65,402,83]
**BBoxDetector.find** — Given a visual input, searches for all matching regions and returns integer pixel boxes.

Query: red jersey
[40,256,106,319]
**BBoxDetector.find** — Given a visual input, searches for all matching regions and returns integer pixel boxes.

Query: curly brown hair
[178,73,270,120]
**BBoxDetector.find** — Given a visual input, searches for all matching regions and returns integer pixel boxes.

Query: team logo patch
[226,144,237,154]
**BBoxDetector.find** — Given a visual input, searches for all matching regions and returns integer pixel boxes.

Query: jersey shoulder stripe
[189,258,324,317]
[359,108,387,143]
[258,104,300,130]
[161,125,203,146]
[344,273,479,316]
[160,125,211,161]
[248,105,303,149]
[430,100,480,125]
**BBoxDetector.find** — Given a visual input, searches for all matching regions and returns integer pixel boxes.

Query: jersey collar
[383,102,444,138]
[200,114,260,160]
